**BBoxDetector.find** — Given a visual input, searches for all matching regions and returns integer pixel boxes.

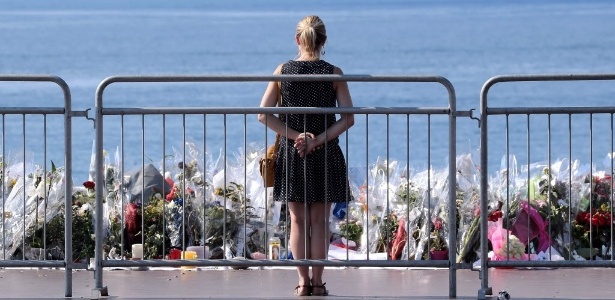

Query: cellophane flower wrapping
[505,158,581,259]
[164,142,207,249]
[358,158,403,255]
[102,147,123,258]
[208,143,268,258]
[455,153,481,263]
[489,218,528,260]
[414,166,449,260]
[393,169,427,260]
[3,160,67,259]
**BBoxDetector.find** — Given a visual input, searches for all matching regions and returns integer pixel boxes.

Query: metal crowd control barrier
[0,75,77,297]
[478,74,615,299]
[93,75,459,298]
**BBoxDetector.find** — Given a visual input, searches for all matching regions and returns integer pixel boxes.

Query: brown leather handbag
[259,82,282,187]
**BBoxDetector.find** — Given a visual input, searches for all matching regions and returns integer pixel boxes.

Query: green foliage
[339,219,363,243]
[25,204,95,262]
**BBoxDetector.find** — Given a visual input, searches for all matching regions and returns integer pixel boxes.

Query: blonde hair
[296,15,327,58]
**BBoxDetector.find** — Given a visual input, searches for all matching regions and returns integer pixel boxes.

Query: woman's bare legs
[309,202,332,293]
[288,202,311,294]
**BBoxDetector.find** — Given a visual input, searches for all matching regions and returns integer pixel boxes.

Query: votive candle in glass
[131,244,143,259]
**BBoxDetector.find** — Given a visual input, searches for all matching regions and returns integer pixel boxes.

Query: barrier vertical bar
[444,78,457,299]
[94,80,107,295]
[479,79,492,299]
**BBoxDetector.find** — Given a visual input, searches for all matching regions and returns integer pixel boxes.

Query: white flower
[191,172,204,185]
[81,203,92,212]
[495,235,526,259]
[248,150,260,161]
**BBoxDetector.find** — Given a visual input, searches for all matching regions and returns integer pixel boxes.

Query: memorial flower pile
[3,143,614,265]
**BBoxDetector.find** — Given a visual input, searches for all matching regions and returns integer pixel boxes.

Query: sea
[2,0,615,183]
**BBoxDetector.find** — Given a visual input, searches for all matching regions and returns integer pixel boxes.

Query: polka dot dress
[273,60,351,203]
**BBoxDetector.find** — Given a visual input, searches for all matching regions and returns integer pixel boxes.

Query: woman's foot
[294,285,311,296]
[310,280,328,296]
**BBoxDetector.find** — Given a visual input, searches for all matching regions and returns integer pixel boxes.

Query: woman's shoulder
[319,60,342,74]
[332,65,344,75]
[280,60,340,74]
[275,60,293,73]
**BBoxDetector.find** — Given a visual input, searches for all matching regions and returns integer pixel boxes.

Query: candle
[181,251,197,269]
[131,244,143,259]
[186,246,205,259]
[182,251,197,260]
[169,248,182,260]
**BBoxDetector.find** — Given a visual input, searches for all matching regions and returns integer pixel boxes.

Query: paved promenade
[0,267,614,299]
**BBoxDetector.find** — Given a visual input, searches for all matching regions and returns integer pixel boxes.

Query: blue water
[2,0,615,182]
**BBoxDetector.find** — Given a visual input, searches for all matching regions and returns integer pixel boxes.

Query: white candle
[132,244,143,259]
[186,246,204,259]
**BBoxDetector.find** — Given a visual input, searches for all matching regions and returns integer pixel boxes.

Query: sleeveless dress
[273,60,351,203]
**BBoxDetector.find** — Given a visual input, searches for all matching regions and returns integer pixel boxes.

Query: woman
[258,15,354,297]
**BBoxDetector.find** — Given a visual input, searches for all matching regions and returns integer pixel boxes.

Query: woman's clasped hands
[294,132,317,158]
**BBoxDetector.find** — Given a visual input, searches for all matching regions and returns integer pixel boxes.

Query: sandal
[311,282,328,296]
[294,285,311,296]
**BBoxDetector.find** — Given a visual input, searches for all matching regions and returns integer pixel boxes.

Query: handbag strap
[272,81,282,152]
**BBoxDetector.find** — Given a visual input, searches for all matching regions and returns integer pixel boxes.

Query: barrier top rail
[0,74,69,85]
[480,73,615,111]
[97,74,454,83]
[0,74,71,109]
[96,74,455,106]
[96,75,455,115]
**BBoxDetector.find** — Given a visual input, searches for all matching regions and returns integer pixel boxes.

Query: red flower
[124,203,142,246]
[576,211,590,224]
[83,181,95,190]
[488,210,503,222]
[576,209,612,228]
[165,177,174,188]
[433,218,443,231]
[165,184,178,202]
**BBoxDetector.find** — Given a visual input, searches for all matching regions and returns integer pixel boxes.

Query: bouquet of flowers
[489,213,528,261]
[572,200,613,259]
[455,153,482,263]
[165,175,204,248]
[7,162,68,260]
[336,218,363,249]
[429,217,447,252]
